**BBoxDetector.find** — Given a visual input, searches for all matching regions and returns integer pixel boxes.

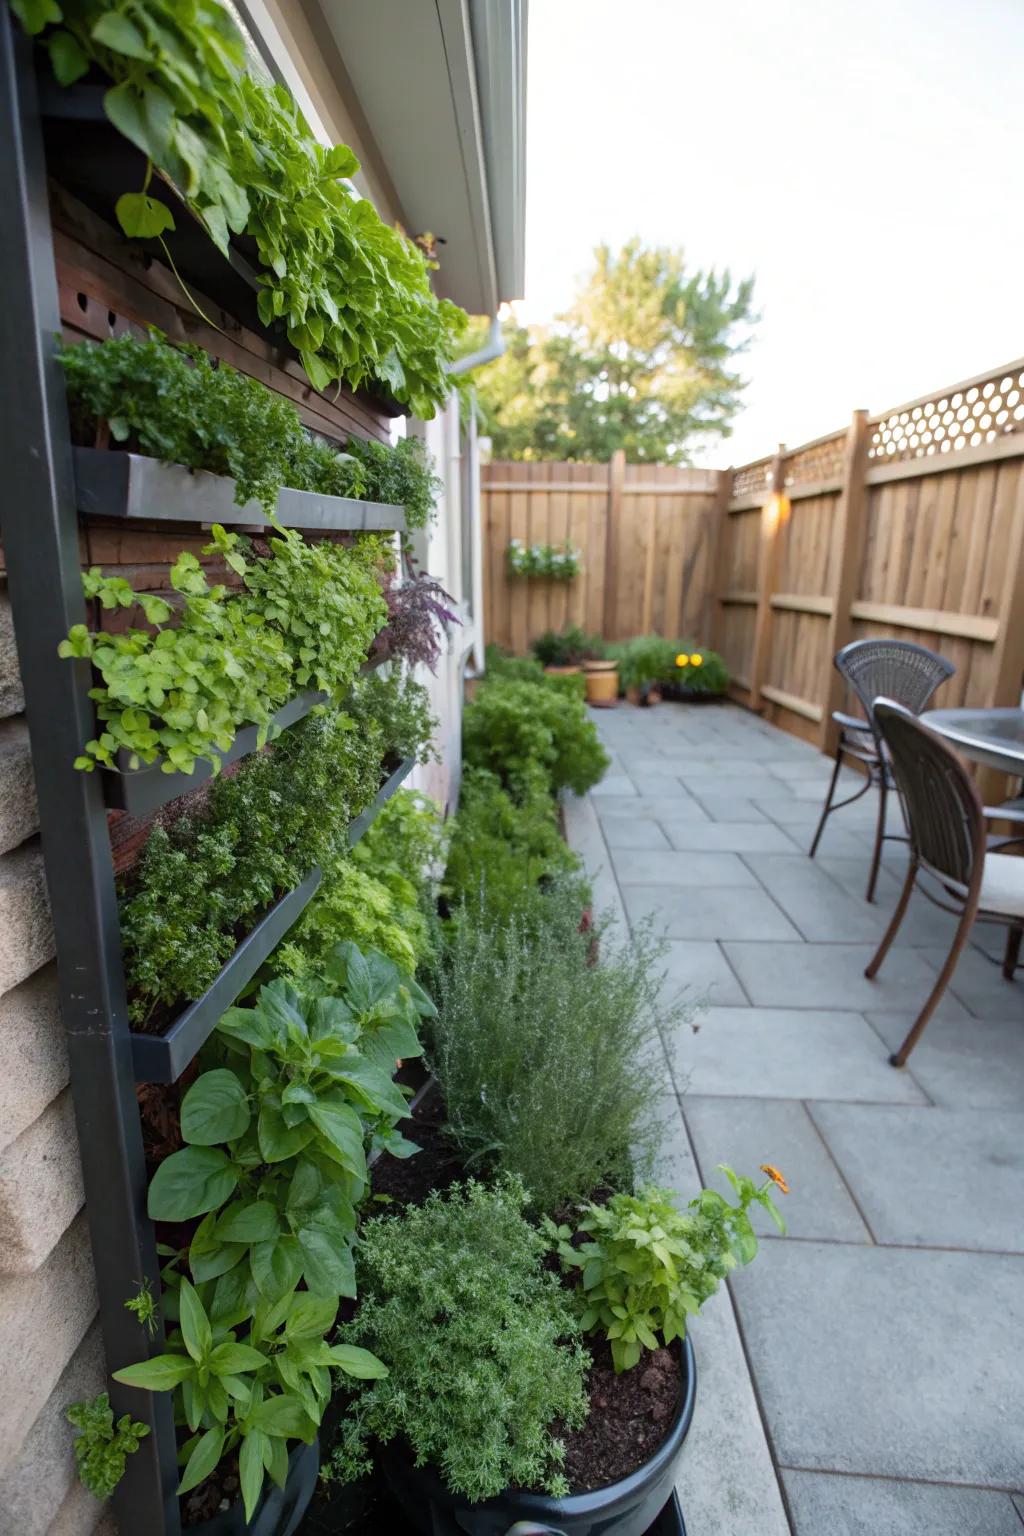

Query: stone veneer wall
[0,587,116,1536]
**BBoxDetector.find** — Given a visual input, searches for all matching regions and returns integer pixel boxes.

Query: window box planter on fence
[129,754,416,1083]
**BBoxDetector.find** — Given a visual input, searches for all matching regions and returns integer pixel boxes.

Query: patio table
[921,706,1024,778]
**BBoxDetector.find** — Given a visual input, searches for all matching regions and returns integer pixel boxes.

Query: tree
[474,240,756,463]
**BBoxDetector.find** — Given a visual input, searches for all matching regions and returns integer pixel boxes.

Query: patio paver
[566,699,1024,1534]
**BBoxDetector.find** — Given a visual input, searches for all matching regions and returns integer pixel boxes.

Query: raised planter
[377,1334,696,1536]
[129,755,415,1083]
[74,447,407,534]
[583,660,618,708]
[190,1438,319,1536]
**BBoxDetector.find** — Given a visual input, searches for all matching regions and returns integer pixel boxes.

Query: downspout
[447,313,504,376]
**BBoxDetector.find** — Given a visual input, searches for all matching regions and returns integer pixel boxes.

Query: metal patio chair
[865,700,1023,1066]
[808,639,956,901]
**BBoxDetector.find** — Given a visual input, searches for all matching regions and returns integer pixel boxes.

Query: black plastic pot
[377,1336,696,1536]
[190,1439,320,1536]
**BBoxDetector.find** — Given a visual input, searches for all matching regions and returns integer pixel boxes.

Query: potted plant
[610,635,678,705]
[580,635,618,708]
[665,647,730,702]
[531,626,589,675]
[327,1172,786,1535]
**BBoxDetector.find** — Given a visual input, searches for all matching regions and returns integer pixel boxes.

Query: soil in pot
[557,1340,682,1491]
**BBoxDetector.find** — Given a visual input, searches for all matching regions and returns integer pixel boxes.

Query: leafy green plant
[66,1393,150,1500]
[272,863,420,982]
[443,766,585,925]
[125,1278,159,1336]
[111,943,431,1519]
[346,668,439,766]
[15,0,467,411]
[546,1173,786,1372]
[61,521,387,776]
[462,674,608,797]
[669,646,729,695]
[431,886,691,1211]
[507,538,580,579]
[327,1177,589,1501]
[530,626,590,668]
[119,707,382,1023]
[482,642,549,685]
[345,437,444,534]
[608,633,678,692]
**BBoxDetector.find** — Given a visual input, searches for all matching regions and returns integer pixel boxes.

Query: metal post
[0,15,180,1532]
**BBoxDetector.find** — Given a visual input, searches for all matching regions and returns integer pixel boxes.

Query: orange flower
[675,653,691,667]
[759,1163,790,1194]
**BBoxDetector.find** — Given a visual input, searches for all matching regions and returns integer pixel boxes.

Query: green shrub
[546,1175,785,1372]
[609,633,678,691]
[120,708,382,1023]
[483,643,548,685]
[462,676,607,797]
[430,887,691,1211]
[66,1394,149,1500]
[530,626,589,667]
[671,646,730,695]
[328,1178,589,1500]
[443,767,585,925]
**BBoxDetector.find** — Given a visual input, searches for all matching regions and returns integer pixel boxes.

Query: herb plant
[346,668,439,766]
[59,332,443,527]
[507,538,580,579]
[66,1393,150,1500]
[16,0,467,411]
[462,675,608,797]
[547,1174,786,1372]
[119,708,382,1023]
[608,634,679,691]
[530,626,591,668]
[271,862,421,984]
[327,1178,589,1501]
[431,886,690,1211]
[371,566,459,673]
[669,647,730,695]
[61,522,387,776]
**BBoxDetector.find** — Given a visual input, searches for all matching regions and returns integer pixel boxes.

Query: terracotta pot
[585,667,619,707]
[543,664,582,676]
[625,685,643,706]
[648,687,662,705]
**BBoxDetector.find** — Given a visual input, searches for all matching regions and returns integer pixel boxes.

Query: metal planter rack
[0,22,411,1530]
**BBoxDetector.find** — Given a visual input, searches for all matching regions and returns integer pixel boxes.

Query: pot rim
[583,659,617,672]
[382,1333,696,1519]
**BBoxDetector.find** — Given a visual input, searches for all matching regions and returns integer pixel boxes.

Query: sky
[521,0,1024,467]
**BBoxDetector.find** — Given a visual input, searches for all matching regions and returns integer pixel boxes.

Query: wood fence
[481,356,1024,784]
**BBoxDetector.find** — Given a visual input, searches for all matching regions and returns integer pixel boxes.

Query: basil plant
[113,943,434,1520]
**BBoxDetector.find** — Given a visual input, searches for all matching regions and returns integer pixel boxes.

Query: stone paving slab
[865,1011,1024,1109]
[742,853,889,942]
[656,940,749,1008]
[816,856,964,949]
[781,1469,1024,1535]
[593,795,711,822]
[611,848,761,888]
[666,1007,928,1103]
[730,1241,1024,1486]
[807,1103,1024,1250]
[597,816,671,849]
[687,793,772,823]
[683,1095,872,1242]
[723,941,969,1016]
[624,884,802,941]
[660,821,798,853]
[917,942,1023,1020]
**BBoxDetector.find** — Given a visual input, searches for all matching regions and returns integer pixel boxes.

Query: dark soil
[560,1339,682,1491]
[369,1081,464,1206]
[181,1452,241,1528]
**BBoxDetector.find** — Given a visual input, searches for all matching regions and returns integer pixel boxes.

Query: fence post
[978,471,1024,803]
[748,446,787,713]
[707,467,734,653]
[603,448,625,639]
[818,409,870,754]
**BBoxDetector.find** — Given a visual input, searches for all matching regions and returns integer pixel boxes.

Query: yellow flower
[759,1163,790,1194]
[675,653,691,668]
[690,653,703,667]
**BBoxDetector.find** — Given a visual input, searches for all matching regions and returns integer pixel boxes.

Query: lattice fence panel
[732,458,772,498]
[783,432,846,487]
[869,367,1024,462]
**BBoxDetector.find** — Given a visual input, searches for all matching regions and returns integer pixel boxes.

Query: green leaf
[285,1294,338,1342]
[91,10,149,56]
[249,1394,317,1441]
[177,1425,226,1496]
[239,1429,269,1523]
[115,192,176,241]
[251,1236,303,1302]
[325,1344,388,1379]
[47,29,88,84]
[11,0,62,36]
[295,1208,356,1298]
[147,1146,238,1222]
[258,1104,315,1164]
[181,1069,251,1146]
[178,1279,213,1364]
[299,348,333,394]
[104,82,174,165]
[215,1201,279,1244]
[112,1353,194,1391]
[208,1342,268,1375]
[307,1097,365,1177]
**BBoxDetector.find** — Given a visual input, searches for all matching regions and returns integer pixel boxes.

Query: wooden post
[978,468,1024,803]
[819,409,871,753]
[707,467,734,653]
[748,446,787,713]
[603,448,625,639]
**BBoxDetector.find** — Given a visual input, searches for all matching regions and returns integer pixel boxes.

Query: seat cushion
[979,853,1024,919]
[833,710,872,734]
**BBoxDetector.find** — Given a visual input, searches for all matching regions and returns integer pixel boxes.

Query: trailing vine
[60,523,388,775]
[60,331,442,526]
[13,0,467,412]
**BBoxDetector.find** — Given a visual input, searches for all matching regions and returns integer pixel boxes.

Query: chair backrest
[835,639,955,726]
[873,699,985,894]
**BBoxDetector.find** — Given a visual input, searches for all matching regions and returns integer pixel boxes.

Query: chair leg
[809,747,843,860]
[1003,925,1023,981]
[888,902,978,1068]
[865,857,918,980]
[865,772,887,904]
